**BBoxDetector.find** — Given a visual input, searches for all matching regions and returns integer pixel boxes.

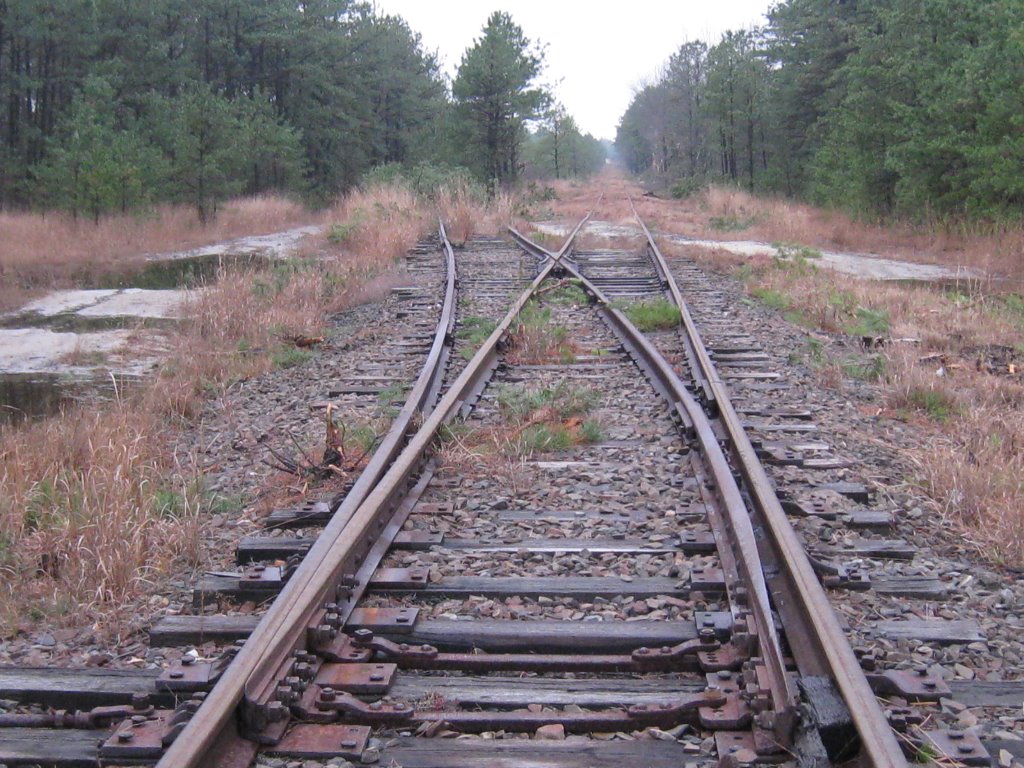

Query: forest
[615,0,1024,221]
[0,2,604,221]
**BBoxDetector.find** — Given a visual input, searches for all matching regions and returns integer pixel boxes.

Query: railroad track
[0,210,1016,767]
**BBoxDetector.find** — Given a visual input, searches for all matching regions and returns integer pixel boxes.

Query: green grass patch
[546,280,589,306]
[270,345,313,369]
[842,354,887,381]
[904,387,957,422]
[848,307,890,337]
[670,177,705,199]
[206,492,246,516]
[709,214,759,232]
[617,299,682,332]
[496,381,597,421]
[733,263,754,281]
[998,293,1024,327]
[456,315,497,359]
[579,419,603,444]
[750,286,791,311]
[517,423,574,453]
[807,337,825,366]
[510,302,575,363]
[377,383,406,405]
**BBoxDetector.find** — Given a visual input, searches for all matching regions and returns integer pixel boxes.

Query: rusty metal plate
[265,724,369,759]
[699,694,752,730]
[868,669,951,701]
[698,643,748,671]
[919,729,991,766]
[348,606,420,633]
[695,611,734,639]
[157,660,216,692]
[315,633,373,663]
[370,567,430,589]
[99,711,172,761]
[314,663,396,694]
[393,530,444,550]
[706,670,743,696]
[781,498,835,520]
[678,530,717,553]
[240,565,284,589]
[716,732,759,764]
[690,566,726,593]
[760,447,803,466]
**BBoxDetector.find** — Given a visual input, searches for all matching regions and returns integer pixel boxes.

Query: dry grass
[0,395,203,631]
[545,170,1024,286]
[638,183,1024,286]
[0,183,435,633]
[668,239,1024,564]
[0,195,312,312]
[436,182,514,245]
[544,172,1024,564]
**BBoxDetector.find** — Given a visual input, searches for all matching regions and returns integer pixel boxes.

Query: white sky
[372,1,774,140]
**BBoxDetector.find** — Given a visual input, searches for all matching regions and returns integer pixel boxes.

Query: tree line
[0,3,603,221]
[616,0,1024,221]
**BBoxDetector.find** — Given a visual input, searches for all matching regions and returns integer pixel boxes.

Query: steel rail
[156,217,589,767]
[633,210,907,768]
[157,220,458,767]
[508,226,800,743]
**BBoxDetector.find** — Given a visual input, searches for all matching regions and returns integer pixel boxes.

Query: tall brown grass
[640,183,1024,285]
[0,195,311,311]
[0,183,436,634]
[545,171,1024,285]
[0,394,204,631]
[667,238,1024,565]
[436,181,514,245]
[544,173,1024,564]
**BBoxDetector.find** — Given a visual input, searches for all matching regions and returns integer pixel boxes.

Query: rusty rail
[154,218,589,767]
[631,208,907,768]
[509,226,800,746]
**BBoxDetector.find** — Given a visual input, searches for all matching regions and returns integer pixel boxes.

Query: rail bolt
[131,693,149,710]
[958,745,975,755]
[117,731,134,743]
[636,647,650,655]
[266,702,288,722]
[699,628,716,641]
[948,731,965,740]
[321,687,336,702]
[341,739,358,748]
[276,685,296,704]
[354,629,374,643]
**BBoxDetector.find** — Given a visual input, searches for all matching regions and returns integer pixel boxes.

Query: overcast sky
[372,1,774,140]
